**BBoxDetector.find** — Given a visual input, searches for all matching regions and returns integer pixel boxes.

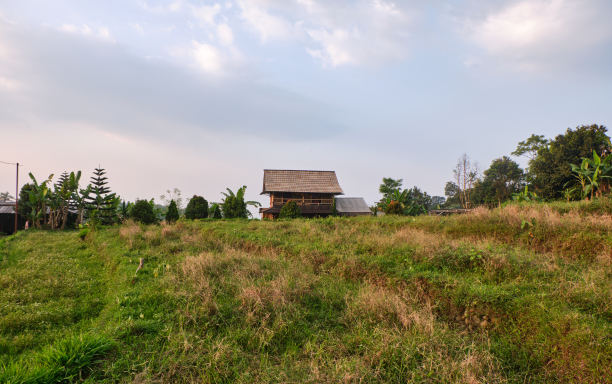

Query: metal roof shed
[335,197,371,217]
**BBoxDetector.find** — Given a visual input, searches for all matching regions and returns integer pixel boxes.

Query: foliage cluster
[221,186,260,218]
[377,178,442,215]
[184,195,208,220]
[279,201,301,218]
[444,125,612,208]
[131,199,158,224]
[18,167,119,231]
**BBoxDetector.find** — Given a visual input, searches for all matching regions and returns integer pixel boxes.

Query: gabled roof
[334,197,370,213]
[262,170,344,194]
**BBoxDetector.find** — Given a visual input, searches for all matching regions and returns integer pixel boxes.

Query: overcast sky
[1,0,611,211]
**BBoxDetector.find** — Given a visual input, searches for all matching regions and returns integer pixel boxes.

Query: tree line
[376,124,611,215]
[17,167,262,229]
[445,124,612,208]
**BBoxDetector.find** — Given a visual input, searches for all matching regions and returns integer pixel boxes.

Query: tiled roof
[262,170,343,194]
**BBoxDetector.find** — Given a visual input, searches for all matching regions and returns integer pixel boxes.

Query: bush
[279,201,301,219]
[132,200,157,224]
[385,201,403,215]
[185,195,208,220]
[209,203,222,219]
[78,228,90,240]
[165,200,179,223]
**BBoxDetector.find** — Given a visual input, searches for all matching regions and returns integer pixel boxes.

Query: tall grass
[0,335,114,383]
[1,202,610,383]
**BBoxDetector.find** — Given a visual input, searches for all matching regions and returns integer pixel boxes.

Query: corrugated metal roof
[335,197,370,213]
[262,170,343,194]
[0,203,16,214]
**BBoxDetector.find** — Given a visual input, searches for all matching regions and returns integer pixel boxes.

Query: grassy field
[0,202,610,383]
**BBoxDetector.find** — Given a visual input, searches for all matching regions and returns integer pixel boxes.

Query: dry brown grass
[346,284,435,335]
[118,220,141,247]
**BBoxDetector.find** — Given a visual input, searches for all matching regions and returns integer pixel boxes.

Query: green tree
[118,200,134,221]
[209,203,222,219]
[380,186,430,216]
[131,199,157,224]
[379,178,403,202]
[85,167,119,225]
[526,125,611,199]
[52,171,82,229]
[279,201,301,219]
[18,184,35,220]
[511,134,549,160]
[185,195,208,219]
[443,181,461,208]
[476,156,525,205]
[165,200,179,223]
[221,186,261,219]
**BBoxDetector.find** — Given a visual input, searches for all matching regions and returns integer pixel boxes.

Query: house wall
[270,192,335,206]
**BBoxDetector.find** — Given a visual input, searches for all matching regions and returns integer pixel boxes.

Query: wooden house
[259,170,344,219]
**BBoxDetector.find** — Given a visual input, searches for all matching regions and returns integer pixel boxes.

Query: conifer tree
[85,167,119,225]
[165,200,179,223]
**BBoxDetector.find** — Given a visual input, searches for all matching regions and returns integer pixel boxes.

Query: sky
[1,0,611,212]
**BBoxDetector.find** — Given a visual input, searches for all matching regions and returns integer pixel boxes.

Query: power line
[0,160,19,166]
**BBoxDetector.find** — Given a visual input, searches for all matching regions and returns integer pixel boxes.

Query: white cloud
[465,0,612,71]
[191,3,222,25]
[138,0,183,14]
[238,0,294,42]
[237,0,416,67]
[191,40,224,74]
[60,24,114,42]
[217,23,234,46]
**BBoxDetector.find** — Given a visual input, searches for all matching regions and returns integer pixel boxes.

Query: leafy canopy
[132,199,157,224]
[185,195,208,219]
[221,186,260,219]
[279,201,301,219]
[165,200,180,223]
[527,125,611,199]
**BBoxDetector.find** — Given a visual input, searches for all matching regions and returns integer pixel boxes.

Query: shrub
[185,195,208,220]
[78,228,90,240]
[165,200,179,223]
[279,201,301,219]
[385,200,403,215]
[209,203,222,219]
[132,199,157,224]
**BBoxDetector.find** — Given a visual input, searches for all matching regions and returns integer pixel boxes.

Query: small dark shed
[0,202,25,234]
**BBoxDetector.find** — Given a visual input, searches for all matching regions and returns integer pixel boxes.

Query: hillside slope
[1,205,610,383]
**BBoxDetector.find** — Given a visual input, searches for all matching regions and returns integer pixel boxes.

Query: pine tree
[85,167,119,225]
[165,200,179,223]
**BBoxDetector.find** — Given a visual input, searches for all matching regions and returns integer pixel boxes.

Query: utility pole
[15,162,19,233]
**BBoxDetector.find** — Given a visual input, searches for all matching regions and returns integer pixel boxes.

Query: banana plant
[221,185,261,218]
[512,185,540,202]
[571,150,612,200]
[27,173,54,228]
